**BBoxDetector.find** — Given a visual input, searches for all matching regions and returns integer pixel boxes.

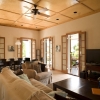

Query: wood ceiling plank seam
[59,3,79,13]
[25,14,49,21]
[59,13,73,19]
[41,13,59,21]
[42,19,58,24]
[0,9,20,15]
[16,21,33,25]
[34,24,46,28]
[12,25,39,31]
[18,18,43,25]
[0,23,39,31]
[0,18,15,22]
[13,15,24,24]
[0,9,22,23]
[14,21,34,26]
[24,14,43,21]
[31,20,44,25]
[79,2,95,11]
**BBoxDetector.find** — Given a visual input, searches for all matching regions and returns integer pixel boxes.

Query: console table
[86,65,100,80]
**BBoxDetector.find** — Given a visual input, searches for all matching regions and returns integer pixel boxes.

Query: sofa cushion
[18,74,32,84]
[30,78,52,93]
[35,72,52,80]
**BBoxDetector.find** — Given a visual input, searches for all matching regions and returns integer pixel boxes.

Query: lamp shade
[15,40,21,45]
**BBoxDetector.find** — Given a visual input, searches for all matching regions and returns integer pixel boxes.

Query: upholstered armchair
[22,61,52,85]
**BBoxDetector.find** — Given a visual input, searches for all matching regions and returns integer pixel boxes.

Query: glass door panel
[70,34,79,76]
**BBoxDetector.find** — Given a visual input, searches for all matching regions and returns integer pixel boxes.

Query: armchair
[22,61,52,85]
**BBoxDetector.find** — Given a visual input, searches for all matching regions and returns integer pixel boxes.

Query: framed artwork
[56,45,61,52]
[8,45,15,51]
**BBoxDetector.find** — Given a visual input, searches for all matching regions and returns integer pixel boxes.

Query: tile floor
[51,70,77,83]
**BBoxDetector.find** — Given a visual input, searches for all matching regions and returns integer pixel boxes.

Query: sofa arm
[23,69,37,79]
[35,72,52,80]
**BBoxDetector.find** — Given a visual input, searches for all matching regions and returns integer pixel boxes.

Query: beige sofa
[0,67,55,100]
[22,61,52,85]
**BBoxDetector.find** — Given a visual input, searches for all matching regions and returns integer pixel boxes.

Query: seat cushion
[35,72,52,80]
[30,78,52,93]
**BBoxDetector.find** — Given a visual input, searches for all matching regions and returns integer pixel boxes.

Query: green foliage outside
[22,42,26,57]
[71,43,79,59]
[71,43,79,66]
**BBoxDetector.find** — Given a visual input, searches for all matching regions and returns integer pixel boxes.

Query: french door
[17,38,36,60]
[40,37,54,69]
[62,32,86,76]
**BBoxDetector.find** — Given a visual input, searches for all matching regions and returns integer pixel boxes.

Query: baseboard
[53,69,61,71]
[52,69,68,74]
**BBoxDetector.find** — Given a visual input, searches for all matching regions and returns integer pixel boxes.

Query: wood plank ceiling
[0,0,100,31]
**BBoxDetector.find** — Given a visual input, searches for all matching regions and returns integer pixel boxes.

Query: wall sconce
[15,40,21,45]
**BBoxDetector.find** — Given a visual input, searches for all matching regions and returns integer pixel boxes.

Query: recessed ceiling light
[74,11,77,14]
[56,19,59,20]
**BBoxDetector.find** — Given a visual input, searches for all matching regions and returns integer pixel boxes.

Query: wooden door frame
[40,37,54,69]
[0,37,5,59]
[17,37,36,59]
[61,31,86,76]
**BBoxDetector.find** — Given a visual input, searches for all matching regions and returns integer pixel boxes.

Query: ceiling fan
[19,0,50,19]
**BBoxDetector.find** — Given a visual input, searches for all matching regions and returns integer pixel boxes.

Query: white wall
[0,26,39,59]
[39,12,100,70]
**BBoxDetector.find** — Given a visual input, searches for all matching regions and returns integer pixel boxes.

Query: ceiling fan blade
[39,13,50,17]
[39,8,48,13]
[19,0,35,5]
[25,13,32,14]
[23,6,31,9]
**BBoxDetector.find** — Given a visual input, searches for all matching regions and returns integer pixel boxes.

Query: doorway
[17,38,36,60]
[40,37,54,69]
[62,32,86,76]
[22,39,31,59]
[68,34,79,76]
[44,38,52,69]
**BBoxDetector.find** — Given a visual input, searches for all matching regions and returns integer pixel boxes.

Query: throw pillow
[33,64,42,73]
[48,91,68,98]
[18,74,32,84]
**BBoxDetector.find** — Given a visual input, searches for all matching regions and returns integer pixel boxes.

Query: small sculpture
[98,77,100,88]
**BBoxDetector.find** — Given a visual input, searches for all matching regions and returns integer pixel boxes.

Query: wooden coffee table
[53,77,100,100]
